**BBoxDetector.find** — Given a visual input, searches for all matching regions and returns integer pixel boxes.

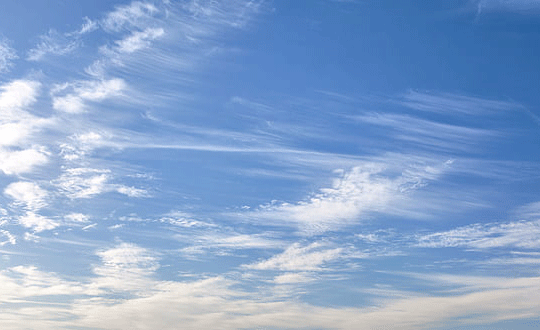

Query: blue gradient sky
[1,1,540,329]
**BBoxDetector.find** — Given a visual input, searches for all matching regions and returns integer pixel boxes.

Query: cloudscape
[1,1,540,329]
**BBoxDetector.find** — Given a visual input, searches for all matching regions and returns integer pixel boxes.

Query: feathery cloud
[417,219,540,249]
[0,37,17,73]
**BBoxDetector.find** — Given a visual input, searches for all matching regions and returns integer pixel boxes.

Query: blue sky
[1,0,540,329]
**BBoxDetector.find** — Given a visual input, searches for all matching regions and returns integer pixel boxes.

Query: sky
[0,0,540,329]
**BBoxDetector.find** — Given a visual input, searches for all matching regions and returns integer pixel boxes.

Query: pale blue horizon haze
[1,1,540,329]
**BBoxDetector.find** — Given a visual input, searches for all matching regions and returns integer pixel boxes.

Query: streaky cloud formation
[0,37,17,73]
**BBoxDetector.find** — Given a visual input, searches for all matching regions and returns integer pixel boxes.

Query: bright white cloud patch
[51,78,127,113]
[0,147,49,175]
[0,79,41,112]
[4,181,48,211]
[65,213,90,223]
[18,212,60,232]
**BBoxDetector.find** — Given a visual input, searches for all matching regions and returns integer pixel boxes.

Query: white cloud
[18,212,60,232]
[273,272,316,284]
[65,213,90,223]
[101,1,159,32]
[60,131,110,161]
[417,219,540,249]
[0,37,17,73]
[55,168,110,199]
[0,261,539,330]
[251,161,451,234]
[56,275,540,330]
[244,242,343,272]
[354,112,496,152]
[0,80,41,113]
[75,17,99,35]
[27,29,81,61]
[401,90,520,115]
[115,27,165,53]
[115,185,149,197]
[4,181,48,211]
[51,78,127,113]
[55,167,148,199]
[0,230,16,246]
[514,201,540,219]
[24,232,40,242]
[93,242,158,292]
[0,147,49,175]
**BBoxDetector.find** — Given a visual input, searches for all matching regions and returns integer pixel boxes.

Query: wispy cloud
[4,181,48,211]
[114,27,165,53]
[93,242,158,292]
[354,112,497,152]
[27,29,81,61]
[51,78,127,113]
[244,242,344,272]
[54,168,147,199]
[248,159,452,234]
[0,230,16,246]
[417,219,540,249]
[0,37,17,73]
[400,90,520,115]
[476,0,540,13]
[101,1,160,32]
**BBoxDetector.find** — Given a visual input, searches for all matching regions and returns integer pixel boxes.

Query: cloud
[416,219,540,249]
[244,242,343,272]
[476,0,540,13]
[17,212,60,232]
[74,17,99,35]
[101,1,160,32]
[27,29,81,61]
[514,201,540,219]
[0,147,49,175]
[0,257,539,330]
[0,37,17,73]
[65,213,90,223]
[0,80,41,113]
[0,230,16,246]
[353,112,497,152]
[400,90,520,115]
[55,168,109,198]
[93,242,158,292]
[250,160,451,234]
[51,78,127,113]
[272,272,316,284]
[4,181,48,211]
[114,27,165,53]
[2,269,536,330]
[60,131,110,161]
[55,167,147,199]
